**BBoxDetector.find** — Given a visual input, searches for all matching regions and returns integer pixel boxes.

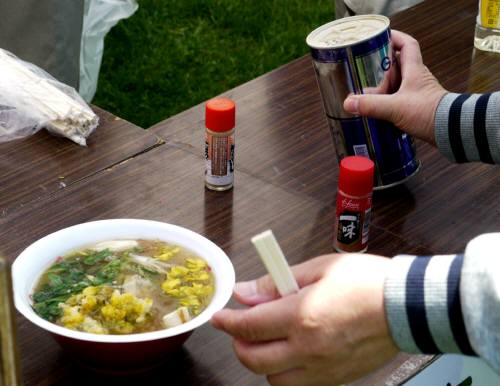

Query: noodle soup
[32,239,214,335]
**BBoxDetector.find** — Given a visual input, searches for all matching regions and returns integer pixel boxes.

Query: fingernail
[234,281,275,304]
[345,96,360,113]
[234,281,257,298]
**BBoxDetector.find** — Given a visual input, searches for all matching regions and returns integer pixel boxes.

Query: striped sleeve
[435,92,500,164]
[384,253,475,356]
[385,234,500,374]
[461,233,500,372]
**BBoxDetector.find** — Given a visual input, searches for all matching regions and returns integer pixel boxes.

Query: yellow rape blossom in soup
[186,258,207,270]
[161,258,214,315]
[154,245,180,261]
[58,285,152,334]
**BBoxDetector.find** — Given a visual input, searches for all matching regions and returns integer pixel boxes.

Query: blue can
[306,15,420,188]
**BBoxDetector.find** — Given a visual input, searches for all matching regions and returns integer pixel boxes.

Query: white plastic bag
[0,48,99,146]
[79,0,138,102]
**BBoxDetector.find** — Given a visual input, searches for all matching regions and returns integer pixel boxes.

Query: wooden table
[0,107,161,216]
[1,0,499,384]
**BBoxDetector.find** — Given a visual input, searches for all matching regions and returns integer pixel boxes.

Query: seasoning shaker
[204,98,235,191]
[333,156,374,253]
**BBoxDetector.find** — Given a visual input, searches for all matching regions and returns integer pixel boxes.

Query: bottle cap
[205,98,235,132]
[338,156,375,196]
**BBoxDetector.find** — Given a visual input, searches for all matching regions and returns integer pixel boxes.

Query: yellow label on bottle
[481,0,500,28]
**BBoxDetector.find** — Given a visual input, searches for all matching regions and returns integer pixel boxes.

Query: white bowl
[12,219,235,370]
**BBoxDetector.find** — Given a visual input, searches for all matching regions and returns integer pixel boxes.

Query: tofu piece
[162,307,191,328]
[91,240,138,252]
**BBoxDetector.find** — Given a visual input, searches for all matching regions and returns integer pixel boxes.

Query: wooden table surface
[0,107,161,216]
[1,0,499,384]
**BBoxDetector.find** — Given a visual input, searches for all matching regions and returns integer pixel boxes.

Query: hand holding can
[307,15,420,189]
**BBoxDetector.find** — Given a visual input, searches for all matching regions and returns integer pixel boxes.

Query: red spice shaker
[334,156,375,253]
[204,98,236,191]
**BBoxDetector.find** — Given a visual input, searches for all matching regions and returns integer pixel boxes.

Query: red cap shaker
[205,98,235,132]
[204,98,236,191]
[334,156,374,253]
[338,156,375,196]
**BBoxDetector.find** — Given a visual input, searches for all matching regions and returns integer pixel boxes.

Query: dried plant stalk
[0,258,21,386]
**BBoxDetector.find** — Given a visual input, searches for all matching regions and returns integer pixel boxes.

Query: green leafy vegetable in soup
[32,240,214,334]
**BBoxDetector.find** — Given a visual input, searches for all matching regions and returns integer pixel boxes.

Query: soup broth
[32,239,214,335]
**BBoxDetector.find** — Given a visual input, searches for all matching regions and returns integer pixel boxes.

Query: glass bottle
[474,0,500,53]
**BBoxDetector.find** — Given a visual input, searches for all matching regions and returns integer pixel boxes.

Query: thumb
[344,94,395,122]
[234,255,340,306]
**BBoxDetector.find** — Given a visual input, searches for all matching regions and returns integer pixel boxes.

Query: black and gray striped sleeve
[435,92,500,163]
[384,233,500,373]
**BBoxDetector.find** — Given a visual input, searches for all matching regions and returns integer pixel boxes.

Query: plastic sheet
[0,48,99,146]
[79,0,138,101]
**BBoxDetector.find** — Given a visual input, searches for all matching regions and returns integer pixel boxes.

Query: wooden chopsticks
[251,230,299,296]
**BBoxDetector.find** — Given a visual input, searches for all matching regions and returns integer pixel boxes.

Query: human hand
[343,30,447,146]
[211,254,398,386]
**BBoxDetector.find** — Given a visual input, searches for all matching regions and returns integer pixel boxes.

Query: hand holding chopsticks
[212,238,396,386]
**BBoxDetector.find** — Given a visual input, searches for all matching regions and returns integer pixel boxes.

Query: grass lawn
[92,0,334,128]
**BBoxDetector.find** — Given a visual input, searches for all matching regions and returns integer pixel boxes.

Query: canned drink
[306,15,420,189]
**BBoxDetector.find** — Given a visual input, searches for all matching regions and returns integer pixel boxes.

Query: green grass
[92,0,334,128]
